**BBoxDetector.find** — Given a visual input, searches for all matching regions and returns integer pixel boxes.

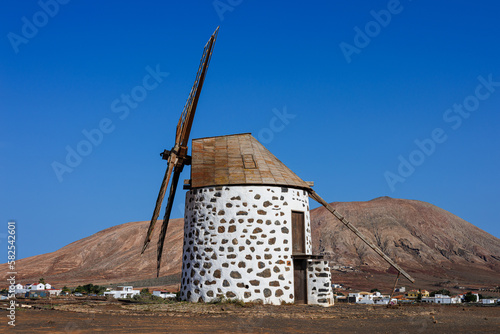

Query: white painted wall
[180,185,312,305]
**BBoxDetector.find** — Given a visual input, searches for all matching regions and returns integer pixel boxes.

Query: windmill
[141,27,414,304]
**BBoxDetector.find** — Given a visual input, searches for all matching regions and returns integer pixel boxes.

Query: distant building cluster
[334,286,497,305]
[11,283,61,298]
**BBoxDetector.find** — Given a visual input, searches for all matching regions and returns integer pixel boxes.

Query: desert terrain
[1,297,499,333]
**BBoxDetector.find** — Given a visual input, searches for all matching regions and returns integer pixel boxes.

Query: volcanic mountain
[3,198,499,294]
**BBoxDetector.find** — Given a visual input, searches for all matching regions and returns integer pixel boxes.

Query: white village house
[14,282,60,296]
[422,294,462,304]
[152,290,176,298]
[348,291,396,305]
[104,286,140,298]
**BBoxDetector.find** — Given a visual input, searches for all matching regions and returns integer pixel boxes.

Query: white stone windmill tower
[141,28,415,306]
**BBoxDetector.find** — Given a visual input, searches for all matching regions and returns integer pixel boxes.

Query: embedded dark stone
[223,280,230,287]
[211,253,217,260]
[227,254,236,259]
[248,218,254,223]
[239,246,245,251]
[280,196,284,200]
[283,239,289,244]
[244,292,251,298]
[257,269,271,278]
[273,266,280,273]
[269,237,276,245]
[258,262,265,269]
[220,219,227,224]
[281,227,289,234]
[238,261,246,268]
[247,268,253,273]
[274,247,281,251]
[318,273,329,277]
[229,219,235,224]
[222,239,229,244]
[269,281,280,287]
[257,210,267,215]
[245,254,252,260]
[236,211,248,215]
[283,202,288,206]
[254,194,261,199]
[193,279,200,285]
[214,192,221,197]
[246,239,251,245]
[253,227,263,233]
[263,201,272,207]
[237,283,245,288]
[203,262,212,269]
[238,219,244,223]
[207,290,214,297]
[226,203,233,208]
[250,280,260,286]
[278,274,285,280]
[272,196,278,200]
[218,210,225,215]
[230,271,242,279]
[231,196,241,200]
[228,226,236,233]
[222,263,229,268]
[190,269,195,277]
[265,220,272,225]
[219,247,224,252]
[264,288,272,298]
[205,247,213,252]
[257,219,263,224]
[210,198,217,203]
[206,280,216,285]
[250,247,255,252]
[242,202,248,207]
[318,298,327,303]
[250,235,257,240]
[264,254,272,260]
[228,247,234,252]
[232,239,238,245]
[275,289,284,297]
[226,291,236,298]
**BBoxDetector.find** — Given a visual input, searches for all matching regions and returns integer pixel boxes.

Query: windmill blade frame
[309,189,415,283]
[141,27,219,275]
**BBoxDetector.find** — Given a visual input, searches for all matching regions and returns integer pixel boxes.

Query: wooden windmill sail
[141,27,219,276]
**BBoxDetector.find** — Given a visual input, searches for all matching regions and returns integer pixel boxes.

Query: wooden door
[293,259,307,304]
[292,211,305,254]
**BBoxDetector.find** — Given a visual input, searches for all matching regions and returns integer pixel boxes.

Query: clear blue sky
[1,0,499,261]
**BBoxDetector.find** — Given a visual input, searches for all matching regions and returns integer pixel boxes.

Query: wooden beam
[308,190,415,283]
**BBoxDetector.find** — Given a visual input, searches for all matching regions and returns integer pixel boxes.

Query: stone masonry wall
[180,185,311,305]
[307,260,334,306]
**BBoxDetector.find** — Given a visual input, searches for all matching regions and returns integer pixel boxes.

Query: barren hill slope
[3,198,499,292]
[1,219,184,287]
[311,197,500,291]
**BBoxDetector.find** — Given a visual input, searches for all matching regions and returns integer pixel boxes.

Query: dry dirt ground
[1,298,499,333]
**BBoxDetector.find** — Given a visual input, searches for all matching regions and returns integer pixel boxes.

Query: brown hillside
[1,219,183,287]
[312,197,500,292]
[2,198,499,294]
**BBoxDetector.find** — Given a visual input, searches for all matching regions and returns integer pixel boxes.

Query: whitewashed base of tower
[180,185,333,306]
